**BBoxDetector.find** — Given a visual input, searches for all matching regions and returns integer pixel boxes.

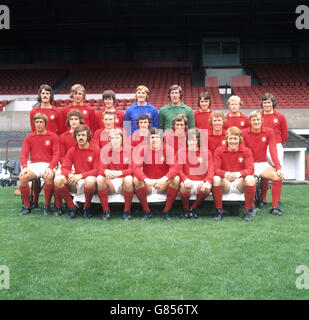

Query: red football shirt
[61,143,100,178]
[20,131,60,169]
[214,144,254,178]
[178,148,214,183]
[194,109,212,130]
[261,110,288,143]
[163,130,187,159]
[133,144,178,180]
[99,146,133,177]
[208,130,226,154]
[130,130,147,147]
[62,103,96,133]
[224,112,249,130]
[242,126,281,170]
[95,108,125,131]
[30,105,63,135]
[93,128,127,149]
[59,130,77,164]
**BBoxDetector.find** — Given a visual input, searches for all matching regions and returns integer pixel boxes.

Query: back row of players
[18,83,288,221]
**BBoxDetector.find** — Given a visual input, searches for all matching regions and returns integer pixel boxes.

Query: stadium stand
[1,62,309,112]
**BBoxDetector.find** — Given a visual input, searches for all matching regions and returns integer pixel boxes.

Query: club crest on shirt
[262,137,267,142]
[222,140,226,145]
[45,140,50,146]
[83,110,88,115]
[50,115,55,120]
[238,157,244,163]
[273,118,278,124]
[87,156,93,162]
[240,121,245,127]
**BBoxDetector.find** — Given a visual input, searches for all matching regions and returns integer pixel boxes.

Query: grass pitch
[0,185,309,300]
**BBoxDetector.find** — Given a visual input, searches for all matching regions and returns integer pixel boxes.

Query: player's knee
[54,175,66,188]
[213,176,222,186]
[85,176,96,188]
[179,182,190,193]
[133,176,142,187]
[123,175,133,187]
[245,175,256,186]
[171,175,180,187]
[271,172,280,181]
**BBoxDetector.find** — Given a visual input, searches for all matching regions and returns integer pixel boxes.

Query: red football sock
[97,188,110,211]
[272,180,282,208]
[19,184,30,208]
[135,186,150,212]
[58,185,75,208]
[191,190,210,209]
[32,179,41,204]
[212,186,223,209]
[123,189,134,212]
[44,183,54,206]
[163,186,178,211]
[84,186,96,208]
[53,186,62,207]
[261,178,269,202]
[180,191,191,210]
[244,185,256,210]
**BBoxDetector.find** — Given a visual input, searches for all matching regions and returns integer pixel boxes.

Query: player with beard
[53,125,100,219]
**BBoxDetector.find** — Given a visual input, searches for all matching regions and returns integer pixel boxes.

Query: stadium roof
[1,0,305,45]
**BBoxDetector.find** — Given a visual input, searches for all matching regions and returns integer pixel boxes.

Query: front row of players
[18,111,284,221]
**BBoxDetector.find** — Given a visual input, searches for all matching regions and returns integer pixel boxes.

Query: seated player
[224,95,249,130]
[242,111,284,216]
[208,111,226,154]
[54,125,100,219]
[133,128,180,220]
[62,84,96,133]
[18,113,60,216]
[259,93,288,205]
[212,127,256,222]
[95,89,125,131]
[179,128,214,219]
[93,110,124,149]
[97,129,134,221]
[30,84,63,208]
[194,92,212,130]
[163,113,188,159]
[130,114,151,147]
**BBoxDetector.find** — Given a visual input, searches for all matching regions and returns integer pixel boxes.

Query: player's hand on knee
[184,179,193,189]
[277,169,284,180]
[201,181,211,193]
[224,172,234,182]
